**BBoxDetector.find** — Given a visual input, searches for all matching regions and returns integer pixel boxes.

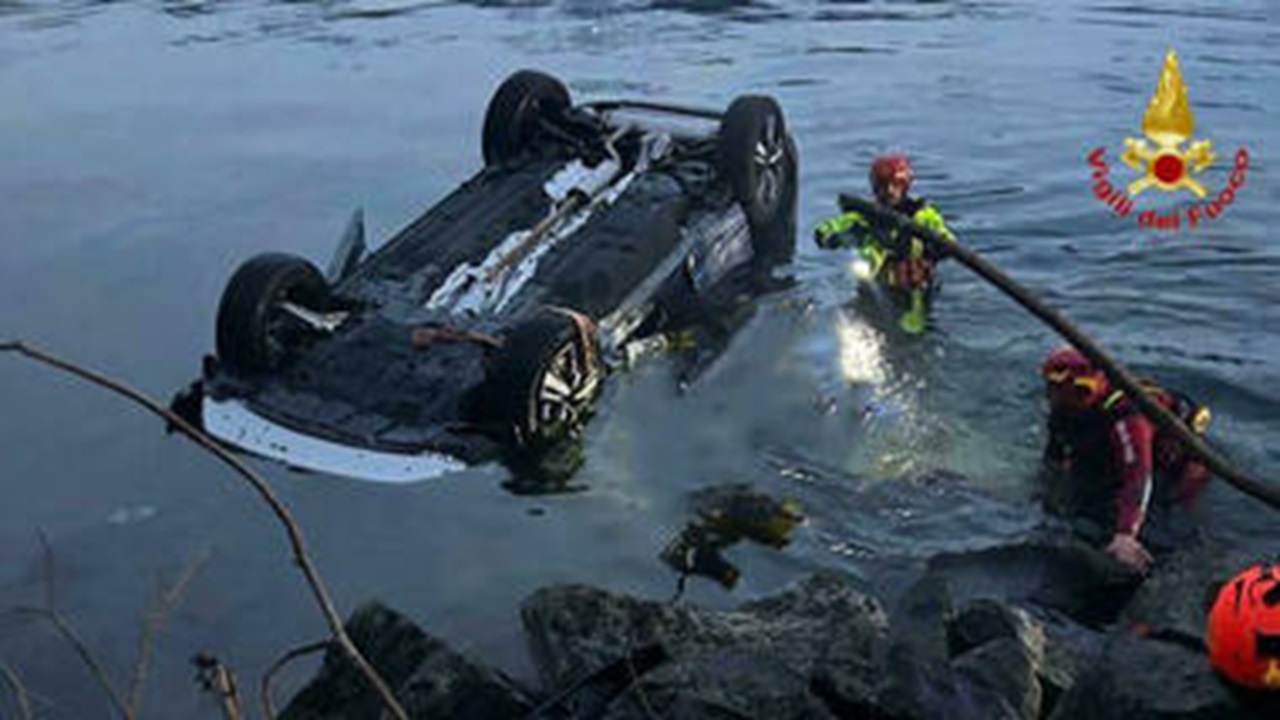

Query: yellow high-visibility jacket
[814,197,954,284]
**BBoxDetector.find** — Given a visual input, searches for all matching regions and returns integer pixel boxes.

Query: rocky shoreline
[280,539,1280,720]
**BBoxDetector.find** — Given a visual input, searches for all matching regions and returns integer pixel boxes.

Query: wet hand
[1106,533,1153,573]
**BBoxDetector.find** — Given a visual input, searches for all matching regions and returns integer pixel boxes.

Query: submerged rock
[659,483,805,589]
[279,602,535,720]
[685,483,805,548]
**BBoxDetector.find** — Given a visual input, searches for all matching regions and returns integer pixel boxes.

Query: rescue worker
[813,153,955,333]
[1041,344,1213,573]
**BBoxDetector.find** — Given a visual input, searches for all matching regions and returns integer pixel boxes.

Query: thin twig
[261,641,330,720]
[0,662,34,720]
[194,653,244,720]
[16,532,131,719]
[1,340,409,720]
[127,550,212,718]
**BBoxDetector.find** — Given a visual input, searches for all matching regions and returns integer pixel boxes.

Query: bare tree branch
[37,529,56,611]
[193,653,244,720]
[0,662,34,720]
[261,640,330,720]
[127,549,211,718]
[15,532,131,719]
[1,340,409,720]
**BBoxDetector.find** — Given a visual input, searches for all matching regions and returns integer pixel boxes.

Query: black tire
[215,253,328,375]
[482,70,572,167]
[718,95,790,229]
[488,309,602,450]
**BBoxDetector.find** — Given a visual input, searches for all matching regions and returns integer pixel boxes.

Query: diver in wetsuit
[813,153,955,333]
[1040,345,1214,573]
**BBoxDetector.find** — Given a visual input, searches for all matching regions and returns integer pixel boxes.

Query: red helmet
[1042,344,1109,408]
[1207,563,1280,690]
[869,153,914,193]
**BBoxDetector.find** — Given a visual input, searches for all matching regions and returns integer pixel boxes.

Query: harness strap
[1103,382,1212,435]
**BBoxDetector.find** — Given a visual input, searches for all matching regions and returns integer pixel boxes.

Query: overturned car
[178,70,797,482]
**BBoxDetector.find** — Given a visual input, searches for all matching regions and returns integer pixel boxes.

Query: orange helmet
[1207,563,1280,690]
[1042,344,1109,409]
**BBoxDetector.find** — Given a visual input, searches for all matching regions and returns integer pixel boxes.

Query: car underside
[175,70,798,483]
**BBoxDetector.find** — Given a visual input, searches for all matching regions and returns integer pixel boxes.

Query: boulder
[948,601,1046,719]
[602,649,834,720]
[521,571,888,719]
[1047,634,1278,720]
[1033,609,1102,716]
[875,649,1024,720]
[820,582,1047,720]
[1119,541,1254,641]
[924,539,1141,628]
[280,602,535,720]
[948,600,1044,658]
[953,637,1041,720]
[889,574,954,664]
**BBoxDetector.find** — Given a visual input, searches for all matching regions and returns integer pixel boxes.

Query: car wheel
[750,132,798,267]
[482,70,572,167]
[215,253,328,375]
[718,95,790,229]
[489,309,602,450]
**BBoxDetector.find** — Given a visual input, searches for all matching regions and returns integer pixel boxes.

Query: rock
[602,649,834,720]
[861,593,1050,720]
[851,575,1021,720]
[923,539,1142,627]
[877,650,1024,720]
[1120,541,1254,641]
[522,571,888,719]
[809,663,889,720]
[807,593,892,718]
[521,583,730,693]
[888,573,955,664]
[948,600,1044,658]
[953,637,1042,720]
[395,643,538,720]
[1034,610,1102,716]
[948,601,1046,719]
[816,580,1041,720]
[1047,634,1267,720]
[280,602,535,720]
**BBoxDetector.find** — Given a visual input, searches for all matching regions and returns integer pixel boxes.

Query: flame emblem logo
[1121,49,1215,197]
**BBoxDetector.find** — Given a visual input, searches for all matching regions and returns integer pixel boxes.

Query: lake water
[1,1,1277,716]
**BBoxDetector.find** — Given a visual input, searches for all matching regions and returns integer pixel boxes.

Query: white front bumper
[202,397,467,484]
